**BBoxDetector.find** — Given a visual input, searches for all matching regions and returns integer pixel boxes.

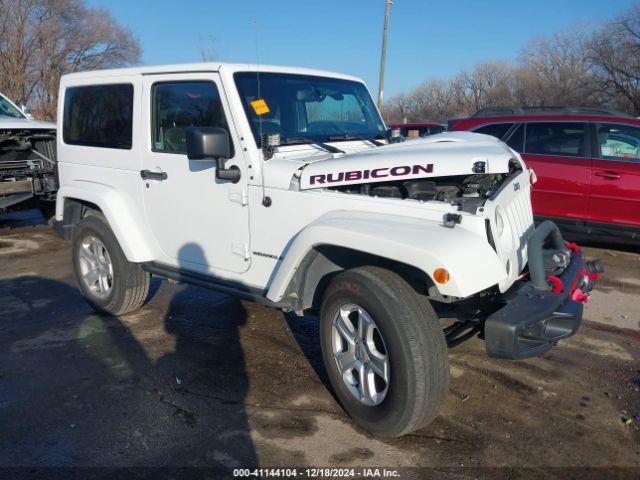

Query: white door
[141,73,250,274]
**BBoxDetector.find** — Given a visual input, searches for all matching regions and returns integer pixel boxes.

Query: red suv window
[504,124,524,152]
[524,122,588,158]
[596,123,640,161]
[474,123,513,139]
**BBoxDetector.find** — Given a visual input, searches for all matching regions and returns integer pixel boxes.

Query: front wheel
[319,266,449,437]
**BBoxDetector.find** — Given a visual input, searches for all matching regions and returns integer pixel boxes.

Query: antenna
[253,20,270,207]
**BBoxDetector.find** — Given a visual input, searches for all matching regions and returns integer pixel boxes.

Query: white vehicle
[53,63,601,437]
[0,92,57,213]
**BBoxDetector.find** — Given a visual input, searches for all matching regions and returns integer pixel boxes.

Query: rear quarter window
[63,84,134,149]
[505,124,524,152]
[473,123,513,140]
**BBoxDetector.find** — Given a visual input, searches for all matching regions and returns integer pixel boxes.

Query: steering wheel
[163,127,185,152]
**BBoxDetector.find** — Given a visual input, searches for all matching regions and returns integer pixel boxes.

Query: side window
[524,122,587,157]
[473,123,513,140]
[63,84,133,149]
[597,123,640,162]
[151,81,231,154]
[505,124,524,152]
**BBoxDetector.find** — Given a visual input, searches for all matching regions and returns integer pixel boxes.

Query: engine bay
[328,159,522,213]
[1,129,57,210]
[330,173,510,212]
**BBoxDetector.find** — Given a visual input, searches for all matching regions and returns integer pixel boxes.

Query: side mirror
[186,127,240,183]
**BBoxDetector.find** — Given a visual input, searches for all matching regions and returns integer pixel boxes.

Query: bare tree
[0,0,141,120]
[517,28,598,107]
[383,3,640,122]
[382,62,516,123]
[587,5,640,113]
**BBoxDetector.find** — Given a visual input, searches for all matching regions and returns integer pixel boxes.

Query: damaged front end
[0,128,57,211]
[325,166,521,214]
[482,221,603,359]
[296,133,524,214]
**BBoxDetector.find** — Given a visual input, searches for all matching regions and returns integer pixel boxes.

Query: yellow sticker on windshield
[250,98,270,116]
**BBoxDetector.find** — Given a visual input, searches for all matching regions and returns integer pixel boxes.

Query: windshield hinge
[231,243,250,260]
[229,189,248,206]
[473,161,487,174]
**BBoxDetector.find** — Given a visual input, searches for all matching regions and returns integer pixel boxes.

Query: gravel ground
[0,223,638,478]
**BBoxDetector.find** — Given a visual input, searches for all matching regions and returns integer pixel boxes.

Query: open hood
[0,117,56,131]
[299,131,516,190]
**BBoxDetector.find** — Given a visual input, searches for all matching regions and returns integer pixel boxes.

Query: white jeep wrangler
[53,63,601,437]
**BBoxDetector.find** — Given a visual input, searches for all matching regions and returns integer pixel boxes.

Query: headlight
[495,207,514,252]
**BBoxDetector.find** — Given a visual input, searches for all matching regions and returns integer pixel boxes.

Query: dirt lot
[0,223,639,478]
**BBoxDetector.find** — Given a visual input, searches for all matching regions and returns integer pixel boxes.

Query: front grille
[495,181,536,290]
[504,183,535,244]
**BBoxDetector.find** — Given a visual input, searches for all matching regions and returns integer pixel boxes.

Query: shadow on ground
[0,270,258,469]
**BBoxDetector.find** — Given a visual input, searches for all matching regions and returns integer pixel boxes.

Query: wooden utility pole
[377,0,392,110]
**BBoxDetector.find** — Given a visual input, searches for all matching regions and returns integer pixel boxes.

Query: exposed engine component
[331,173,508,212]
[329,159,522,213]
[1,129,57,211]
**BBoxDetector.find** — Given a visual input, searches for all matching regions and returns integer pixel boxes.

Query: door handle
[140,169,167,181]
[594,170,621,180]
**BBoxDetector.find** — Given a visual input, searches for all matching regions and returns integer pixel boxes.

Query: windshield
[0,94,25,119]
[234,72,386,146]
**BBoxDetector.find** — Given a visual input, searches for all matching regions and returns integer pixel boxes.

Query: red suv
[389,122,446,138]
[449,107,640,244]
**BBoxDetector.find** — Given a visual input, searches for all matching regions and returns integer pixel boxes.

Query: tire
[71,213,150,316]
[319,266,449,437]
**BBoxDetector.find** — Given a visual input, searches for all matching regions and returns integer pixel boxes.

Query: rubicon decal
[308,163,434,186]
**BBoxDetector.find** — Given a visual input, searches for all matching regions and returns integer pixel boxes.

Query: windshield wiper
[281,137,344,154]
[326,134,384,146]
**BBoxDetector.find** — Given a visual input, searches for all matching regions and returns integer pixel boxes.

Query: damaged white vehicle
[53,63,602,437]
[0,92,57,213]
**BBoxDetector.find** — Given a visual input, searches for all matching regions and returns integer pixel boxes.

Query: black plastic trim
[140,170,168,181]
[52,219,65,239]
[141,262,292,309]
[485,247,586,359]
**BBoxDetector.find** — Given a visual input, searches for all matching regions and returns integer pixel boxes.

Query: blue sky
[87,0,637,99]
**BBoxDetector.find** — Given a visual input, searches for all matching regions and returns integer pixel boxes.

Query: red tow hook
[548,276,562,293]
[572,288,589,303]
[566,242,580,253]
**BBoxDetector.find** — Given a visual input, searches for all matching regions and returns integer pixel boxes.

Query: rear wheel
[72,214,149,316]
[319,266,449,437]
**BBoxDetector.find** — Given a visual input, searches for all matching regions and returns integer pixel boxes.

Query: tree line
[382,3,640,123]
[0,0,140,120]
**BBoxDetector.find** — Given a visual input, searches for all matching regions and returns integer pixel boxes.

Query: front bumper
[484,221,601,359]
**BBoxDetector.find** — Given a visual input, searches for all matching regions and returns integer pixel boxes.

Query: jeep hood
[298,131,515,190]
